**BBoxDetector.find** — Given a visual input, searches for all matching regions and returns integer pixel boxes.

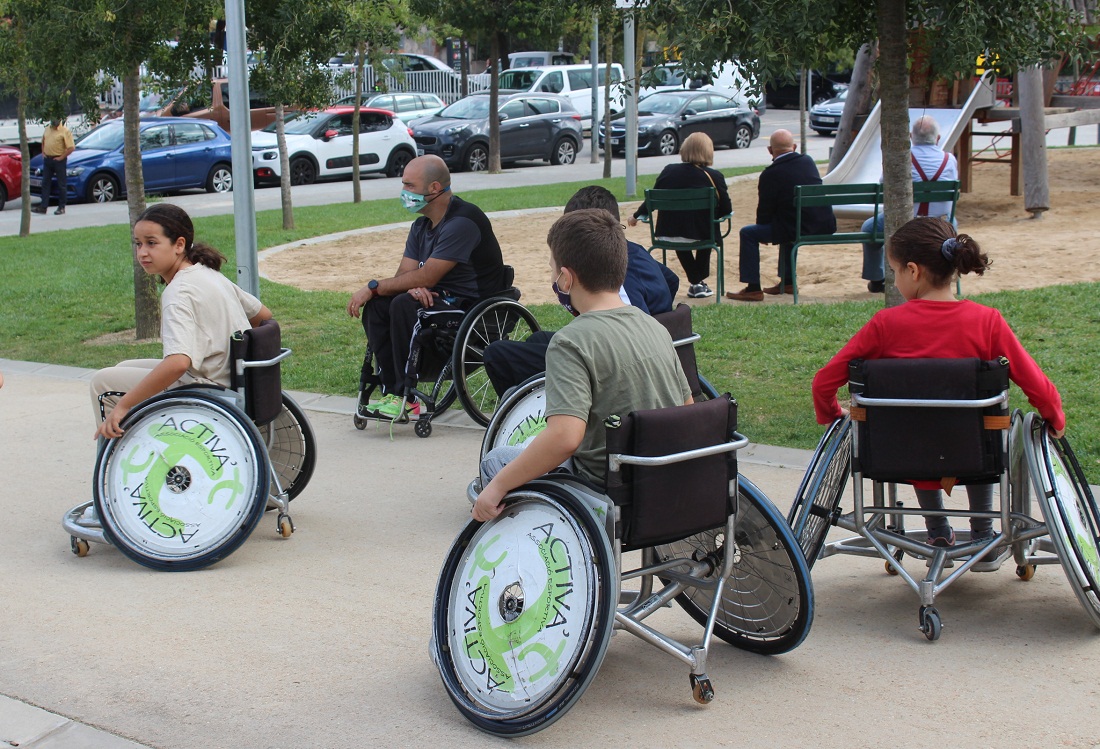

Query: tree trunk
[17,91,30,238]
[488,34,501,173]
[829,42,878,172]
[352,41,365,204]
[276,102,294,229]
[799,67,808,153]
[876,0,912,308]
[1017,65,1050,217]
[123,66,158,340]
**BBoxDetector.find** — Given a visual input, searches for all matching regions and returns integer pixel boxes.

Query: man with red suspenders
[861,115,959,292]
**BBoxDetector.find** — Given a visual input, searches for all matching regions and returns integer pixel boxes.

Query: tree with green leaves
[336,0,410,204]
[649,0,1091,303]
[410,0,578,172]
[247,0,348,229]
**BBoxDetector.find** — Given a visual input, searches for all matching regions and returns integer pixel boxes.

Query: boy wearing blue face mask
[347,155,506,420]
[473,209,692,522]
[481,185,680,396]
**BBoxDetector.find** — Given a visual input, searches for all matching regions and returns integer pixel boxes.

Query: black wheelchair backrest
[230,318,283,426]
[848,357,1009,484]
[605,394,738,550]
[653,303,703,399]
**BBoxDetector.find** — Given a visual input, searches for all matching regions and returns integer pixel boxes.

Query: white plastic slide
[823,71,997,218]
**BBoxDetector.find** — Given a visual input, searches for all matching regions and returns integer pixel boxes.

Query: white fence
[97,66,492,113]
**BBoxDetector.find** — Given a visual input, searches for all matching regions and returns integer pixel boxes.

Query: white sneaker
[687,282,714,298]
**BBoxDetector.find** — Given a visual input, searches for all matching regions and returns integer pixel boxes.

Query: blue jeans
[861,215,886,282]
[862,214,958,281]
[738,223,775,285]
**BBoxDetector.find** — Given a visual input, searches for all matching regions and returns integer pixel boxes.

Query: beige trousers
[89,359,197,425]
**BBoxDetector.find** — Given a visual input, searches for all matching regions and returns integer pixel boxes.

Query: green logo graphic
[462,529,574,694]
[507,413,547,447]
[120,420,243,539]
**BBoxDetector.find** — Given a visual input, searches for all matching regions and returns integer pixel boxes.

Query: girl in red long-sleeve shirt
[812,217,1065,545]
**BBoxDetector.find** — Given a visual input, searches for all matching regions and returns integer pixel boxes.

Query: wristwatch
[367,279,380,293]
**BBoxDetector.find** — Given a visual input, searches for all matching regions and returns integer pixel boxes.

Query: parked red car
[0,145,21,211]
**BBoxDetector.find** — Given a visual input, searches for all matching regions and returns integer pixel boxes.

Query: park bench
[785,180,960,304]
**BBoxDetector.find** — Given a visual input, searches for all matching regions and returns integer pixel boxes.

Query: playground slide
[822,71,997,218]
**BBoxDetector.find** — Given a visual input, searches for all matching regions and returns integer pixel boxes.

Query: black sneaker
[54,207,65,215]
[867,280,885,293]
[687,282,714,298]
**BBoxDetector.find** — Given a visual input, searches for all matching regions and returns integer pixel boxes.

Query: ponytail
[136,202,225,274]
[889,217,990,288]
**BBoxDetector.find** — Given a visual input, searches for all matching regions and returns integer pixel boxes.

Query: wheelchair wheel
[655,477,814,655]
[481,376,546,458]
[93,390,270,571]
[424,359,459,415]
[431,485,615,737]
[453,298,540,427]
[1023,414,1100,628]
[258,393,316,502]
[786,417,851,567]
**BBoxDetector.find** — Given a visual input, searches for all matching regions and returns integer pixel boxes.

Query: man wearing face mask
[481,185,679,398]
[347,155,505,420]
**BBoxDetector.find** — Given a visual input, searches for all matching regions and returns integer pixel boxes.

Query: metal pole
[225,0,260,297]
[590,13,599,164]
[623,10,637,197]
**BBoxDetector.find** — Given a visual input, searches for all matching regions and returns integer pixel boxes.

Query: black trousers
[363,293,460,395]
[40,155,68,209]
[675,249,712,285]
[482,330,557,396]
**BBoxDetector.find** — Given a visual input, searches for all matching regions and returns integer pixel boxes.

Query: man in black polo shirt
[347,155,505,419]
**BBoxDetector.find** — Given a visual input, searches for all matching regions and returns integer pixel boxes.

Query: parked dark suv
[411,92,583,172]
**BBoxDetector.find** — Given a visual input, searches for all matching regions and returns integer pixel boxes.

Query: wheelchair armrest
[608,431,748,472]
[234,347,292,379]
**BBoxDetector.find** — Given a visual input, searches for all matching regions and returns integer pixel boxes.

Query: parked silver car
[809,88,849,136]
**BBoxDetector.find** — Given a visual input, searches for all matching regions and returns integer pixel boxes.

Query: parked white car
[335,92,446,124]
[496,63,625,126]
[251,106,417,186]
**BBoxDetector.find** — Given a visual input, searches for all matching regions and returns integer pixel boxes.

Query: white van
[508,51,577,68]
[497,63,625,126]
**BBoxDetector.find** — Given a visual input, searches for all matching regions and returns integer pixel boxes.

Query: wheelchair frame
[353,291,539,437]
[788,395,1100,641]
[431,388,814,736]
[62,342,317,571]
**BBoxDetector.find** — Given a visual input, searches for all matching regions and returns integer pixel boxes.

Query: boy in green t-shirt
[472,208,692,522]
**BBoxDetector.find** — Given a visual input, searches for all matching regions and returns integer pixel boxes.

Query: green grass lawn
[2,172,1097,482]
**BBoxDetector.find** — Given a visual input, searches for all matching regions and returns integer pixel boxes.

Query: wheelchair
[430,323,814,736]
[353,266,540,437]
[62,320,317,572]
[787,357,1100,641]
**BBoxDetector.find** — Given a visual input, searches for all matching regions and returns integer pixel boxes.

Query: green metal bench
[639,187,733,303]
[785,180,960,304]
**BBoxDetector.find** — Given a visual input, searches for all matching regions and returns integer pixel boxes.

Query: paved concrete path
[2,360,1099,749]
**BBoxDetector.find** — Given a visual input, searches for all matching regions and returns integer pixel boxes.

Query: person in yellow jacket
[34,119,75,215]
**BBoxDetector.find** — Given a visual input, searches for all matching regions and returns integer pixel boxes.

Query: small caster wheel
[71,536,89,557]
[277,514,294,538]
[689,673,714,704]
[918,605,942,641]
[1016,564,1036,581]
[414,419,432,438]
[353,414,367,430]
[885,549,903,575]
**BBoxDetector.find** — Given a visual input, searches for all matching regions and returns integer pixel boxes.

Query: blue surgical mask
[553,269,578,317]
[400,185,449,213]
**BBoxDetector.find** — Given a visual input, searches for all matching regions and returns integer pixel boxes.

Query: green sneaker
[370,393,420,422]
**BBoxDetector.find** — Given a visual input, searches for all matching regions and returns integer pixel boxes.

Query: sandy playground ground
[260,147,1100,304]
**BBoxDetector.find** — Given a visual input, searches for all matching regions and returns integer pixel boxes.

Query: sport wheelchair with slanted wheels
[353,266,539,437]
[430,388,814,736]
[787,357,1100,641]
[62,320,317,571]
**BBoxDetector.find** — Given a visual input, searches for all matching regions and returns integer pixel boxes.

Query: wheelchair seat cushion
[848,357,1009,483]
[606,394,737,549]
[230,319,282,426]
